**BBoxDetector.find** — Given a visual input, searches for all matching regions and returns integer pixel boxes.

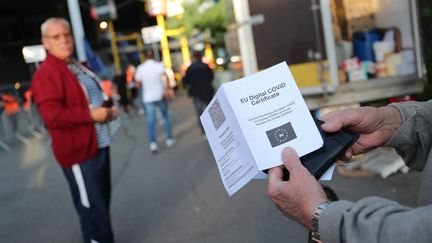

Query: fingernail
[321,121,330,128]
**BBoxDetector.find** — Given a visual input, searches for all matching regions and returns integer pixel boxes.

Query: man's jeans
[193,98,208,133]
[145,99,174,143]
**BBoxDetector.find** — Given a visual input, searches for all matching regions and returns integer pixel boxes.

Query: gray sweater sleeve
[320,198,432,243]
[319,100,432,243]
[387,100,432,171]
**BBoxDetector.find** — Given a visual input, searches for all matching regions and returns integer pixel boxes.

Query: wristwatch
[311,201,331,243]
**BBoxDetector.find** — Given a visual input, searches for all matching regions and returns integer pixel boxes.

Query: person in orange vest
[125,64,142,113]
[1,91,20,116]
[1,91,20,132]
[101,79,113,98]
[0,95,3,115]
[125,64,135,85]
[125,64,136,101]
[23,89,32,111]
[22,89,38,128]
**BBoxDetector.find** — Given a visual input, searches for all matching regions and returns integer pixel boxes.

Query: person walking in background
[267,100,432,243]
[183,50,214,137]
[125,64,135,87]
[125,64,142,114]
[31,17,116,243]
[134,50,175,153]
[0,93,3,115]
[113,68,131,114]
[164,67,178,95]
[1,90,20,133]
[2,91,20,115]
[101,78,113,99]
[23,89,32,111]
[22,89,36,130]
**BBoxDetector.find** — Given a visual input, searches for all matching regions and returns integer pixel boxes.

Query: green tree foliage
[166,0,227,44]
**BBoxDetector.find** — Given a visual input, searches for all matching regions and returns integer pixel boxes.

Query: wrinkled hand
[267,147,328,230]
[320,106,402,160]
[90,106,117,123]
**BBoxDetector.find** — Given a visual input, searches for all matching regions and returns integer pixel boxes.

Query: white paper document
[253,164,335,181]
[200,62,325,196]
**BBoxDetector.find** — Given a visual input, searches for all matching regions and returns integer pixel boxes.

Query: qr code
[208,99,226,130]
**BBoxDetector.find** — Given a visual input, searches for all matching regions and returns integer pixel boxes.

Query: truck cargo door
[248,0,330,94]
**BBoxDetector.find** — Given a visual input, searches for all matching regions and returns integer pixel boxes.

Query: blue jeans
[145,99,173,143]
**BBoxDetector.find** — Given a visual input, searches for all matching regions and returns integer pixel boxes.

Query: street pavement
[0,94,421,243]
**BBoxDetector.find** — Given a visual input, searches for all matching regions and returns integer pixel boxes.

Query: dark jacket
[31,53,98,168]
[114,72,129,105]
[183,60,214,104]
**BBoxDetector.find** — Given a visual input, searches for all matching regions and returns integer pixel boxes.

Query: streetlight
[99,21,108,30]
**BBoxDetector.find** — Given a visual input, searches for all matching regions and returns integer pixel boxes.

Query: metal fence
[0,105,46,151]
[0,81,126,152]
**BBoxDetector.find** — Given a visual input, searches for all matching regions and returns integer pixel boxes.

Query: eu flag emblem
[266,122,297,147]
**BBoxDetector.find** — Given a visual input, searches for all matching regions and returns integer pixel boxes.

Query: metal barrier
[0,105,46,151]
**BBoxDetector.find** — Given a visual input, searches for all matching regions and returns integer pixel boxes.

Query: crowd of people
[0,88,42,141]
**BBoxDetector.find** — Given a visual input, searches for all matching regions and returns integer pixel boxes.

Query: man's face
[42,22,74,62]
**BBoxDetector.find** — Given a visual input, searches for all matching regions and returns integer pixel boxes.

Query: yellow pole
[180,34,190,65]
[156,14,172,68]
[166,27,191,67]
[107,20,121,73]
[176,15,191,68]
[136,35,145,63]
[204,42,215,68]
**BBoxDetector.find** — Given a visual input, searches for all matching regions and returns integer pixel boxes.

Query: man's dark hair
[144,49,154,59]
[193,50,203,60]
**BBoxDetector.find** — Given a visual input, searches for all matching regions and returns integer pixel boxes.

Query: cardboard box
[336,0,376,20]
[335,0,376,40]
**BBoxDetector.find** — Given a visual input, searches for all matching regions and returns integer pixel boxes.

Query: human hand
[320,106,402,160]
[163,88,175,101]
[90,107,113,123]
[267,147,328,230]
[135,81,141,89]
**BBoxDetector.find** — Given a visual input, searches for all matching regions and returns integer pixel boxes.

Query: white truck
[226,0,427,110]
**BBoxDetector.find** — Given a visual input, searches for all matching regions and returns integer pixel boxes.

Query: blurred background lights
[99,21,108,30]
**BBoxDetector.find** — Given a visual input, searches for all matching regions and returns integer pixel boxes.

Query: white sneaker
[149,142,158,153]
[166,138,175,147]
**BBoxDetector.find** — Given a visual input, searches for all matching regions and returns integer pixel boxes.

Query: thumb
[320,119,343,133]
[281,147,304,176]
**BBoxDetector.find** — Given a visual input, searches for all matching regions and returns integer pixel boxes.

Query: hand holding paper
[200,62,324,195]
[267,147,329,230]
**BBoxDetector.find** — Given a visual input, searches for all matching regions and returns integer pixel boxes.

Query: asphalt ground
[0,94,421,243]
